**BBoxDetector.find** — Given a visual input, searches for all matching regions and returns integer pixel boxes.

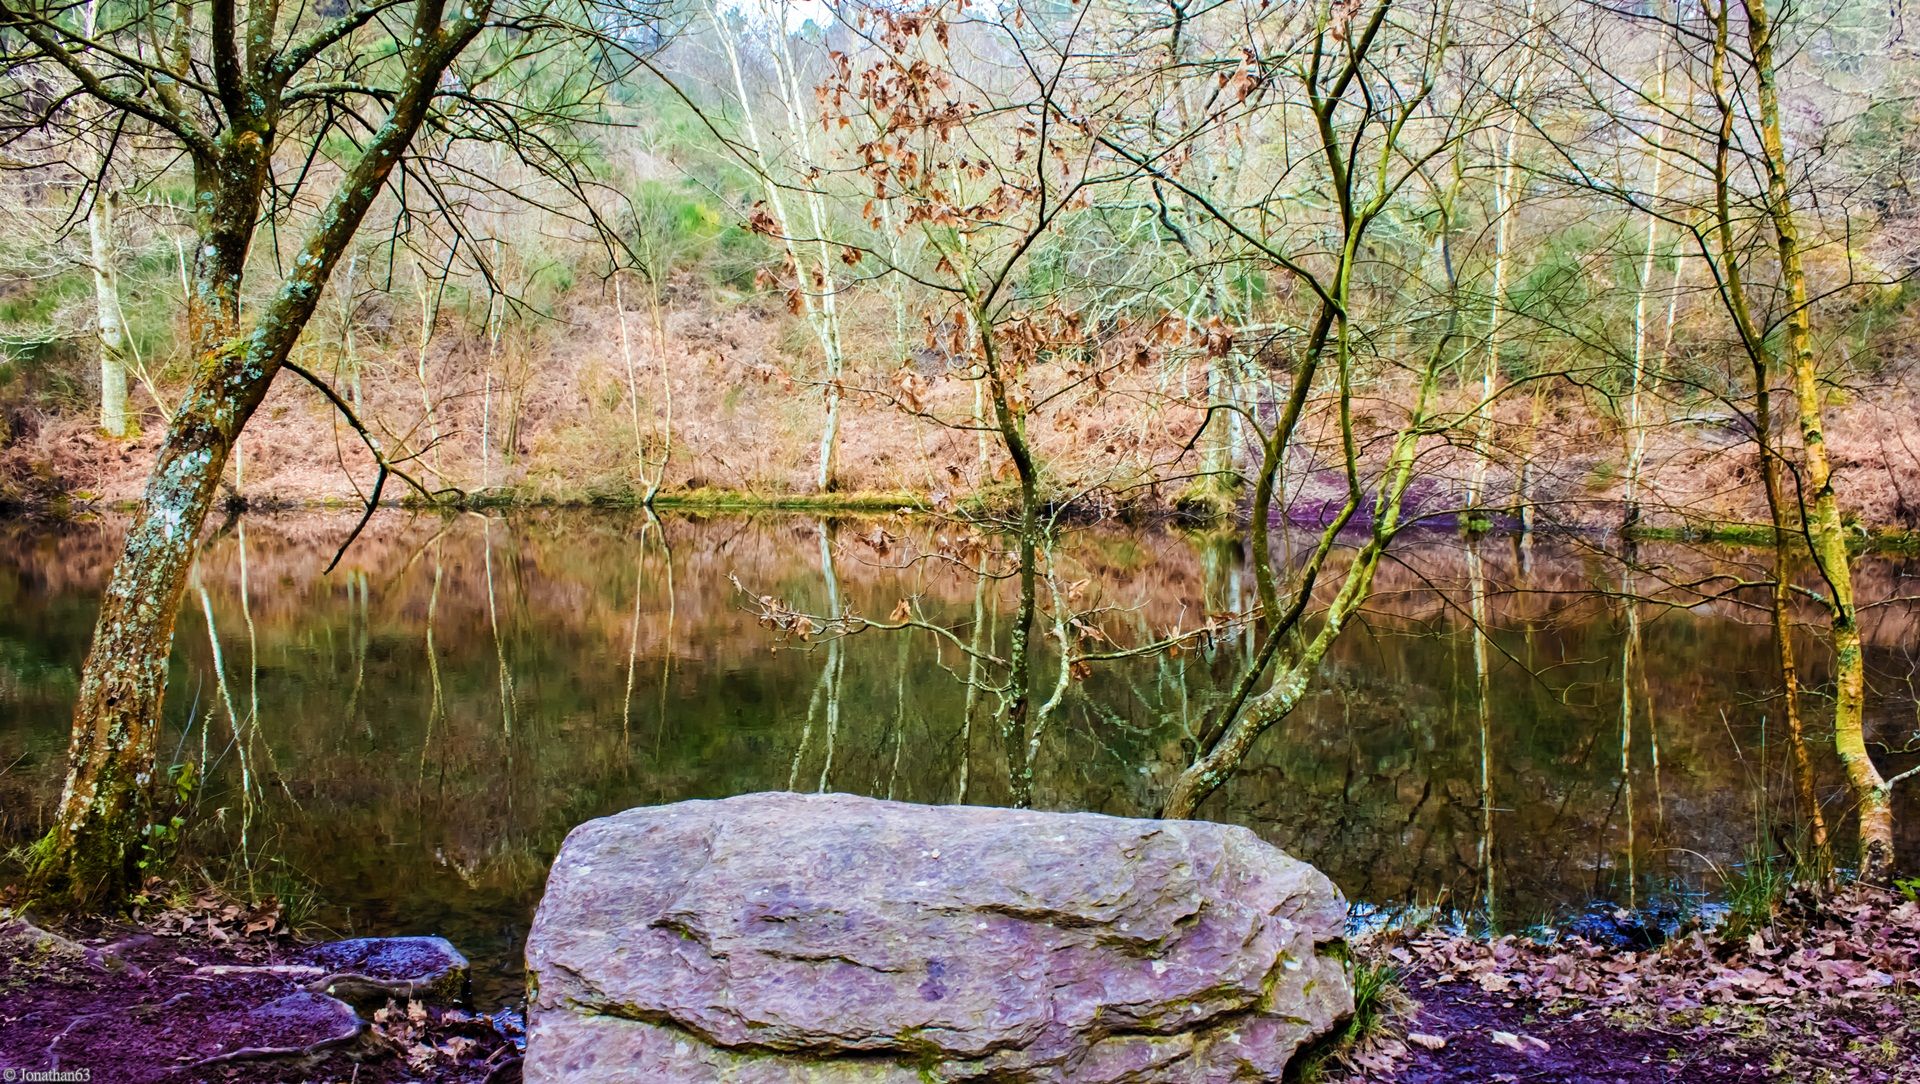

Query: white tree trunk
[88,190,130,438]
[1468,0,1541,517]
[707,0,849,491]
[1623,24,1673,528]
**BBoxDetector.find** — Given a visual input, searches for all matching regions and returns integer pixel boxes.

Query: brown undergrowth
[7,287,1920,534]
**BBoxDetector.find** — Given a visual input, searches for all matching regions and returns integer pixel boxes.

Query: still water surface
[2,511,1916,1004]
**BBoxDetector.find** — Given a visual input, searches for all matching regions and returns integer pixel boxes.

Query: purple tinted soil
[0,921,514,1083]
[1387,978,1767,1083]
[1335,969,1920,1083]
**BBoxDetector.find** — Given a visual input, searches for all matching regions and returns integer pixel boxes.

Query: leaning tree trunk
[1162,338,1436,820]
[30,28,479,906]
[31,139,266,903]
[43,362,253,900]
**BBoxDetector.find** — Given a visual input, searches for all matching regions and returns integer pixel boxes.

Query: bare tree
[1,0,661,906]
[697,0,855,492]
[1535,0,1914,878]
[1090,0,1477,817]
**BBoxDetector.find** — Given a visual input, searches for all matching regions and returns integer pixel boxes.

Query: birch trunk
[81,0,130,439]
[707,0,848,491]
[1470,130,1519,516]
[1468,0,1540,520]
[88,190,131,438]
[1468,538,1498,914]
[1622,28,1671,531]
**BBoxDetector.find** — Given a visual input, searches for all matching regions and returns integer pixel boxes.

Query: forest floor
[0,887,519,1083]
[1327,887,1920,1084]
[2,883,1917,1082]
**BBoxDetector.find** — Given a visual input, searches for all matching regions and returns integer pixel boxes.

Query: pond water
[2,510,1917,1005]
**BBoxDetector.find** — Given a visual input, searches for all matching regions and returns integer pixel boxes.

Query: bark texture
[30,5,489,907]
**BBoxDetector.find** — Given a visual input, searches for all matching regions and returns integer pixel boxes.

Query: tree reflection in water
[1,511,1915,1003]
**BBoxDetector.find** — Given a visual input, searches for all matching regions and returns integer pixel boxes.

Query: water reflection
[1,511,1915,1004]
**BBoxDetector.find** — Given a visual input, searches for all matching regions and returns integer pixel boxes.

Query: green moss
[1626,521,1778,546]
[648,488,925,514]
[1627,520,1920,552]
[955,480,1028,519]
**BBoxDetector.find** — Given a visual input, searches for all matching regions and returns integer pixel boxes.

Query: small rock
[194,990,368,1066]
[300,935,469,1007]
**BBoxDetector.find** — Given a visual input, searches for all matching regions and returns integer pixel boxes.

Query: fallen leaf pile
[1385,888,1918,1015]
[132,879,286,947]
[1327,887,1920,1082]
[372,998,479,1073]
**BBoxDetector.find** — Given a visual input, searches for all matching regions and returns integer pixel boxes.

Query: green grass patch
[1629,520,1920,553]
[645,488,925,513]
[1288,951,1407,1082]
[1721,846,1790,939]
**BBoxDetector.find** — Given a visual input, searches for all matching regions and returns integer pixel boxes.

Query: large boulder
[525,792,1351,1083]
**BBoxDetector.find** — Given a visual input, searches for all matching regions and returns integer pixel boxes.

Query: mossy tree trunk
[970,298,1044,810]
[1757,383,1829,863]
[1703,0,1885,881]
[1149,0,1464,819]
[28,6,489,908]
[1740,0,1886,880]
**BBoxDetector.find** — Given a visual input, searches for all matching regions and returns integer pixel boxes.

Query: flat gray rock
[44,977,366,1070]
[525,793,1351,1082]
[300,935,469,1007]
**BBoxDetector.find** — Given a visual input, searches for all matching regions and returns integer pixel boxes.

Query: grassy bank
[14,485,1920,551]
[1628,520,1920,553]
[0,486,934,518]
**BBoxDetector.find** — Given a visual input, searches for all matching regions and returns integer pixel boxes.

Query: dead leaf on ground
[1489,1030,1550,1053]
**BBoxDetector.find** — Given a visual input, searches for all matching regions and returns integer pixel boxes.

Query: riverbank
[9,484,1920,561]
[7,330,1920,538]
[11,455,1920,546]
[0,481,934,518]
[5,882,1913,1082]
